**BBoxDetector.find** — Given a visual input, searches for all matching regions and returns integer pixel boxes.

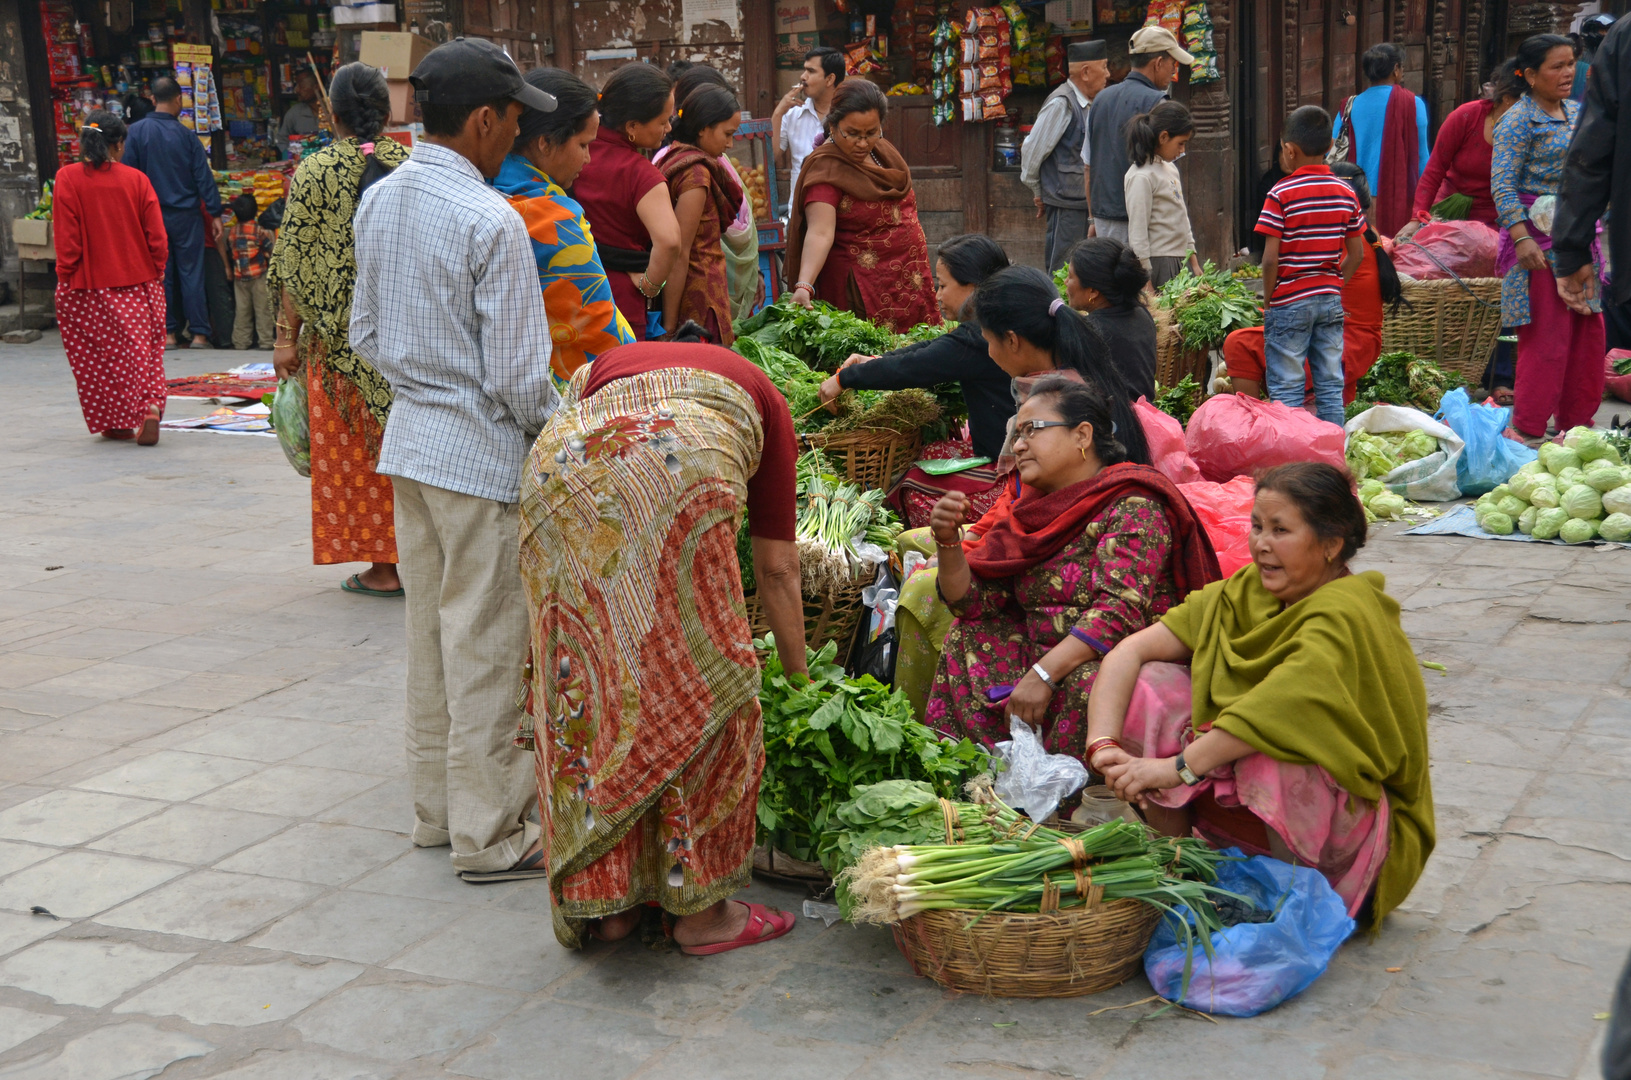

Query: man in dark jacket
[123,76,223,349]
[1081,25,1188,244]
[1554,15,1629,318]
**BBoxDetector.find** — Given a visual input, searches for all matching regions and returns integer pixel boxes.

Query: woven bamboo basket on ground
[800,428,922,492]
[743,577,868,653]
[891,897,1161,997]
[1382,276,1503,383]
[1150,305,1213,389]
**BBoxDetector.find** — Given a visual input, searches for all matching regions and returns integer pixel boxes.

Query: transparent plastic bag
[1144,850,1356,1017]
[271,372,311,478]
[993,716,1089,821]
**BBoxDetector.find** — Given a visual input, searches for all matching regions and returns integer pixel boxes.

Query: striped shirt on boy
[1255,164,1364,306]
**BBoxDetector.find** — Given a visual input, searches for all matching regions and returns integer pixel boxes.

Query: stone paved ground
[1,334,1629,1080]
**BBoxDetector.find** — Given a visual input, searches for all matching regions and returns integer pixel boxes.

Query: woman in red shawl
[783,79,938,333]
[923,376,1220,763]
[659,84,744,345]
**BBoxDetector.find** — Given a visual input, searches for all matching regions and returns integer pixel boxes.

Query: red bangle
[1085,737,1121,761]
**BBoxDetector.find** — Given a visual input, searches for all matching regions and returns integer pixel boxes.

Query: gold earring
[1079,446,1088,461]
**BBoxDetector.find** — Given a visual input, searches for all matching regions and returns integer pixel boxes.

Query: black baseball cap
[411,37,557,112]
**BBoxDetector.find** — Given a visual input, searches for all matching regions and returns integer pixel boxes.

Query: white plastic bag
[993,717,1089,822]
[1344,405,1465,502]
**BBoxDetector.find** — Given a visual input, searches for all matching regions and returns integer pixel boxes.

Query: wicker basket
[1382,276,1503,383]
[891,897,1160,997]
[744,576,869,653]
[1151,305,1212,389]
[800,428,922,492]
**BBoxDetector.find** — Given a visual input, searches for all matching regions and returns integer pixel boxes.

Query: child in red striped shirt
[1256,105,1366,425]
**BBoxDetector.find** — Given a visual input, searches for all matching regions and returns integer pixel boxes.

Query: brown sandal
[135,407,161,446]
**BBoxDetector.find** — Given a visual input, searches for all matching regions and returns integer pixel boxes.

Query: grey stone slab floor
[1,334,1628,1079]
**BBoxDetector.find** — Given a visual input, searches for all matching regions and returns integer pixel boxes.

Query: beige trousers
[392,474,540,874]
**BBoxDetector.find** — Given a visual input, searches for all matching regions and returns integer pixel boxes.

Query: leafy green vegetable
[1388,428,1440,462]
[1494,495,1528,520]
[1347,431,1402,481]
[1153,375,1204,426]
[756,637,989,865]
[1603,484,1631,517]
[738,299,898,371]
[1368,492,1407,519]
[1599,512,1631,542]
[1560,517,1599,544]
[1583,460,1629,493]
[1156,262,1263,351]
[1614,355,1631,376]
[1531,506,1569,539]
[1517,506,1538,534]
[1540,441,1583,475]
[1479,510,1514,535]
[1345,351,1464,420]
[1530,484,1561,509]
[1561,484,1603,520]
[1563,425,1613,462]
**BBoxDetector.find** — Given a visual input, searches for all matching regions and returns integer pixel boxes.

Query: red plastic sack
[1178,476,1256,576]
[1134,396,1203,485]
[1389,220,1499,280]
[1185,393,1347,484]
[1607,351,1631,404]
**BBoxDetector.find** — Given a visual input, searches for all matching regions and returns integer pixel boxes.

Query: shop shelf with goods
[729,117,785,311]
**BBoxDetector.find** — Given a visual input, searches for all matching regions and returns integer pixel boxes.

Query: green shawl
[266,136,410,429]
[1160,567,1434,931]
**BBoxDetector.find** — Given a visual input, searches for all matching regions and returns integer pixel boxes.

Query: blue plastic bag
[1436,386,1537,496]
[1144,851,1355,1017]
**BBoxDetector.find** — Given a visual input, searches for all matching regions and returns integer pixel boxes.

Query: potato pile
[732,157,770,222]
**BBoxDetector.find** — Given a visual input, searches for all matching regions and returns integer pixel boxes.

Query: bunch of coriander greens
[1156,262,1263,352]
[1344,351,1463,421]
[755,637,989,872]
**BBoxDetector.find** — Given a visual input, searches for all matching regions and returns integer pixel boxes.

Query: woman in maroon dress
[783,80,938,333]
[52,110,170,446]
[573,63,682,340]
[659,83,744,345]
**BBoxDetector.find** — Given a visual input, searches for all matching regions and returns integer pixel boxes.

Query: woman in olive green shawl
[1086,462,1433,931]
[268,62,408,596]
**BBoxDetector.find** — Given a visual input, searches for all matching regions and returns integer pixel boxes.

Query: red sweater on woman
[1412,99,1499,225]
[53,160,169,291]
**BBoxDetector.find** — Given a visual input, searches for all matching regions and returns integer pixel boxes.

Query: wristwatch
[1174,750,1202,786]
[1030,662,1059,691]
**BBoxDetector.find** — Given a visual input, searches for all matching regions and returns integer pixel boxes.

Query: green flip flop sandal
[341,574,404,598]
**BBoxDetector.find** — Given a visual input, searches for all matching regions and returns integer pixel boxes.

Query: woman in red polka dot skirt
[53,109,171,445]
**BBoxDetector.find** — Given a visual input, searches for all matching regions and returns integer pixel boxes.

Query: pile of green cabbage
[1477,426,1631,543]
[1346,428,1442,482]
[1359,479,1407,521]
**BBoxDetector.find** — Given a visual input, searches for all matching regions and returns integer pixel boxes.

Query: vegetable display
[756,639,989,868]
[1345,351,1463,421]
[1154,375,1204,426]
[1358,479,1406,521]
[1345,428,1439,482]
[1479,427,1631,543]
[1155,262,1263,351]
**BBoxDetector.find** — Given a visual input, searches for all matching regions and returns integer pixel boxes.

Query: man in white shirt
[772,45,844,205]
[351,37,560,885]
[1020,39,1108,271]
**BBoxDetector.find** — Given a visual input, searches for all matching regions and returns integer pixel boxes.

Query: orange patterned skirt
[308,363,398,565]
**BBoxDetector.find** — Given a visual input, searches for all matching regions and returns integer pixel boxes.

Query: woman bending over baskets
[519,327,807,955]
[921,377,1221,762]
[1086,461,1434,930]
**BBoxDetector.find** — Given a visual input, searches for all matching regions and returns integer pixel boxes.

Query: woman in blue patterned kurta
[1490,34,1606,439]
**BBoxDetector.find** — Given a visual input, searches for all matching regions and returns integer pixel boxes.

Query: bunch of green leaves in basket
[1344,350,1463,421]
[1154,375,1204,426]
[756,638,990,866]
[1156,261,1263,351]
[735,299,898,370]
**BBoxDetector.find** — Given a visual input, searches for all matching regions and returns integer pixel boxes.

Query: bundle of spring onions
[795,451,899,595]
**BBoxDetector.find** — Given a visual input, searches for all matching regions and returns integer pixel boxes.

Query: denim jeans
[1263,293,1346,426]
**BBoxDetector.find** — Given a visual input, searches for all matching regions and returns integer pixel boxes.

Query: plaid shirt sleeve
[474,212,559,439]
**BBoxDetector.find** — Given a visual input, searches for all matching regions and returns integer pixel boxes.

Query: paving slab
[113,956,363,1025]
[0,937,193,1007]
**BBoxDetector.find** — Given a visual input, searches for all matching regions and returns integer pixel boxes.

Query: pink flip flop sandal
[680,902,795,956]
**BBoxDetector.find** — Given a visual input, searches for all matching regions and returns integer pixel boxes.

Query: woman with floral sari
[269,62,407,596]
[923,377,1217,763]
[494,66,634,387]
[519,330,808,954]
[658,84,744,345]
[1088,462,1432,929]
[783,79,938,333]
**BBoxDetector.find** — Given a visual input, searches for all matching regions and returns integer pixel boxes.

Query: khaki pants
[392,474,540,874]
[232,274,274,349]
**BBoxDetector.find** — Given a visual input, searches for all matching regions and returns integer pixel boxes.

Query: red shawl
[1363,85,1422,237]
[964,462,1222,593]
[658,143,744,226]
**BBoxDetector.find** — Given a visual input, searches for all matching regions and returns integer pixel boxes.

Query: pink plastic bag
[1389,220,1499,280]
[1134,396,1204,485]
[1178,476,1256,576]
[1185,393,1347,484]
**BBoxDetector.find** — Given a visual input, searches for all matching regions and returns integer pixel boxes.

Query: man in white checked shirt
[351,37,560,884]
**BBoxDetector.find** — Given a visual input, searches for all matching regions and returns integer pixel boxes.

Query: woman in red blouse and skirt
[53,110,170,445]
[572,63,683,340]
[659,84,744,345]
[783,80,938,333]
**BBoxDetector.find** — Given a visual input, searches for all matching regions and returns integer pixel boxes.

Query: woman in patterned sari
[924,377,1219,763]
[783,79,938,333]
[519,331,807,953]
[494,66,634,388]
[658,84,744,345]
[269,63,407,596]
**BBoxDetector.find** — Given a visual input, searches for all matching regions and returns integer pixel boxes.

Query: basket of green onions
[838,788,1236,998]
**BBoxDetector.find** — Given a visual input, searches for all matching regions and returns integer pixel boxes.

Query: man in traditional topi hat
[1020,39,1109,271]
